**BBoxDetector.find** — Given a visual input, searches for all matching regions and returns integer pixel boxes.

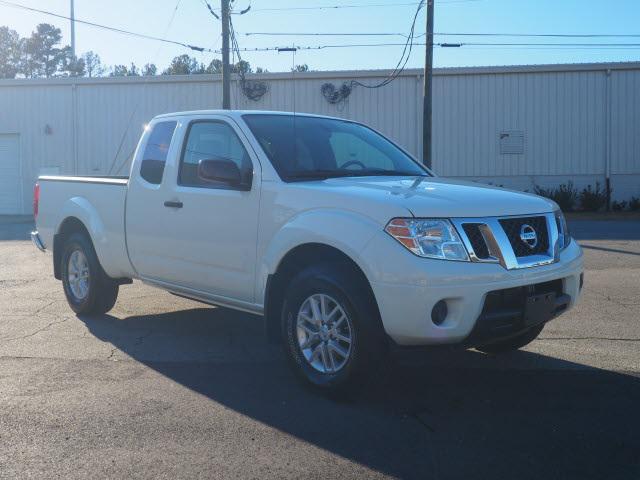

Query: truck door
[126,116,261,304]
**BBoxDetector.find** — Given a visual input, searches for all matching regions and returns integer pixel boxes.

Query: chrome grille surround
[451,212,560,270]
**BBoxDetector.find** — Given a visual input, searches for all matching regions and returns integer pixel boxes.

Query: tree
[292,64,309,72]
[205,58,223,74]
[21,23,66,78]
[142,63,157,76]
[162,54,204,75]
[234,60,252,75]
[0,26,21,79]
[110,63,140,76]
[82,51,104,77]
[59,46,85,77]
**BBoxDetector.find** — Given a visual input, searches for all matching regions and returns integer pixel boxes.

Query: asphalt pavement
[0,218,638,479]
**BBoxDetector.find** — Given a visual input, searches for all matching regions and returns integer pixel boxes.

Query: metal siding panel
[2,66,640,214]
[611,70,640,174]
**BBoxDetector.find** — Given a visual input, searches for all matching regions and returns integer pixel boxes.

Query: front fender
[256,208,384,305]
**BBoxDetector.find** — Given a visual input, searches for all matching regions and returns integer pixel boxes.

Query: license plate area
[524,292,556,326]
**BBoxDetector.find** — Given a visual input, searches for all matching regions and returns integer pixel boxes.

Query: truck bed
[36,175,135,279]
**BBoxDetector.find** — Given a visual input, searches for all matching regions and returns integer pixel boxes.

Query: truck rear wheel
[281,263,387,392]
[476,324,545,354]
[61,232,119,315]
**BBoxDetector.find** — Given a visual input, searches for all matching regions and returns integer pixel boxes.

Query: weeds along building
[0,62,639,215]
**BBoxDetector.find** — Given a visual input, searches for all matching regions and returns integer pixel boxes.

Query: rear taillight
[33,183,40,219]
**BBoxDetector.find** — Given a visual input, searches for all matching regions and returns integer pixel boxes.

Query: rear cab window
[139,121,178,184]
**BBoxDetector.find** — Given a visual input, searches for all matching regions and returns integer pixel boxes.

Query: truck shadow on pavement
[79,307,640,480]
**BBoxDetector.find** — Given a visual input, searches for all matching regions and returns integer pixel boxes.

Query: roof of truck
[154,110,342,121]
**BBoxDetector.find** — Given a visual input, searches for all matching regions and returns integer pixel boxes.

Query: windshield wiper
[284,170,356,181]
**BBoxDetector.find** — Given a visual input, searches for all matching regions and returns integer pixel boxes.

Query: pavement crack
[106,346,118,361]
[409,412,436,433]
[0,316,68,342]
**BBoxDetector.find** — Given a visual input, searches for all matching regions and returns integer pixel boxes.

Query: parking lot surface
[0,218,638,479]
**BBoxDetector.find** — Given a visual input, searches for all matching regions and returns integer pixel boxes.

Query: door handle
[164,200,183,208]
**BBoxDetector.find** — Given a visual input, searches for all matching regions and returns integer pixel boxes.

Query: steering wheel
[341,160,366,170]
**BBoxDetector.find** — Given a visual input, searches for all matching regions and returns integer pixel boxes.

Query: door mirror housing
[197,158,252,190]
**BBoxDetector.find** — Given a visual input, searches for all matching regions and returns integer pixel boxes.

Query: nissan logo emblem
[519,224,538,249]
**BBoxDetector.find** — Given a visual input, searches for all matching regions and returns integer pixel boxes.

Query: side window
[139,121,177,184]
[179,121,252,188]
[329,131,395,170]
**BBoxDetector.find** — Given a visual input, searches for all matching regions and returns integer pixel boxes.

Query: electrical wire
[436,32,640,38]
[230,0,479,12]
[201,0,220,20]
[0,0,213,53]
[109,0,184,175]
[244,32,426,38]
[243,31,640,39]
[348,0,425,89]
[211,42,640,53]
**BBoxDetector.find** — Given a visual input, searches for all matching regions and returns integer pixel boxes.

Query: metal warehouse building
[1,61,639,215]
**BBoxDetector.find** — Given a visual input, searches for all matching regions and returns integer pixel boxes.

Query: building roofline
[1,61,639,87]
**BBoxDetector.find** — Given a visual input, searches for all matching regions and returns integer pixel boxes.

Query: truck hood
[319,176,556,218]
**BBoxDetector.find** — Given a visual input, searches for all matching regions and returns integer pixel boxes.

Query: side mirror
[197,158,252,190]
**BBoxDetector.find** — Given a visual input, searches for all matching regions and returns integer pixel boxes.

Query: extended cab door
[126,115,261,304]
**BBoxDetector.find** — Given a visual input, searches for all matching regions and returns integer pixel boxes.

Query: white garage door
[0,134,22,215]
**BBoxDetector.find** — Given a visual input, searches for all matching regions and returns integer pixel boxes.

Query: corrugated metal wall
[1,63,639,214]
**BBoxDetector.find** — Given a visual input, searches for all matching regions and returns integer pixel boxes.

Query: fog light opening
[431,300,448,326]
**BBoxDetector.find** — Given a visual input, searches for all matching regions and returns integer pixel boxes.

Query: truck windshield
[242,114,429,181]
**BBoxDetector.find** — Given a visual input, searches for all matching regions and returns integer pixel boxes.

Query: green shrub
[579,182,608,212]
[630,196,640,211]
[612,200,627,212]
[534,181,578,211]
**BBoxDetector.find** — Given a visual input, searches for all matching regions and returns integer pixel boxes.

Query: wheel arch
[264,242,383,344]
[53,216,93,280]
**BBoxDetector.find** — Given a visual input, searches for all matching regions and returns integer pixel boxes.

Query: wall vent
[499,130,525,154]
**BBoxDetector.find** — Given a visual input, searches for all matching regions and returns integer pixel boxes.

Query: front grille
[499,216,549,257]
[462,223,490,259]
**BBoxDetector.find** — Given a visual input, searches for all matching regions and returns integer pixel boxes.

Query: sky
[1,0,640,73]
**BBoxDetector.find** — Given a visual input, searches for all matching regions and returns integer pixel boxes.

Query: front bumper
[31,230,46,252]
[365,233,584,346]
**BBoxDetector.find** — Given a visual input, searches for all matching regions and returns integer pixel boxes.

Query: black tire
[476,324,545,354]
[281,263,387,392]
[60,232,119,315]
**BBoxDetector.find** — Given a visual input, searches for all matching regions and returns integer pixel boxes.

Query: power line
[244,32,426,38]
[208,1,478,14]
[206,41,640,53]
[453,42,640,47]
[243,2,421,12]
[242,31,640,39]
[0,0,213,53]
[341,0,425,89]
[242,0,479,11]
[436,32,640,38]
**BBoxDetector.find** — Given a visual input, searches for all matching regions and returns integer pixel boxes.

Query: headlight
[385,218,469,261]
[555,210,571,250]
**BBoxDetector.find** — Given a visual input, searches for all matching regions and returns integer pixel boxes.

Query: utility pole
[422,0,434,168]
[221,0,231,109]
[70,0,76,58]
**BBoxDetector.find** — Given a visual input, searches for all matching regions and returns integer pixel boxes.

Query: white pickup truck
[32,110,583,390]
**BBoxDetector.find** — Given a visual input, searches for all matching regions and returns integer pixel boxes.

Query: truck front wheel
[281,263,386,392]
[60,232,119,315]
